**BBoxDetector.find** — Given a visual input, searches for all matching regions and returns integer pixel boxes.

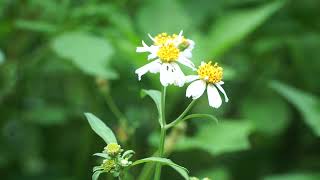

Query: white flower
[135,31,195,87]
[186,61,229,108]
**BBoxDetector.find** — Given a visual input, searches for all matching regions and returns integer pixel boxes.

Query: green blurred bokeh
[1,0,320,179]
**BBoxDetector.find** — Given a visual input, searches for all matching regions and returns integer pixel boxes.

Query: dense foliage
[1,0,320,179]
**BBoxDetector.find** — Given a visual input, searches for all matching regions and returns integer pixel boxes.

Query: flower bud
[104,143,121,156]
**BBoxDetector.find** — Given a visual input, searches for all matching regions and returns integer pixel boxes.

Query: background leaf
[0,49,4,64]
[51,32,117,79]
[141,89,162,125]
[85,113,117,144]
[193,0,286,61]
[176,120,253,155]
[136,0,191,34]
[264,173,320,180]
[270,81,320,136]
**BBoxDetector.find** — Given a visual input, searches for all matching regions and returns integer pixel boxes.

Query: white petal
[186,80,206,99]
[218,81,224,85]
[160,63,175,86]
[215,83,229,102]
[136,41,150,53]
[207,84,222,108]
[186,39,195,51]
[177,55,196,70]
[171,63,185,87]
[182,49,192,59]
[148,33,155,42]
[135,60,161,80]
[147,46,159,60]
[185,75,199,83]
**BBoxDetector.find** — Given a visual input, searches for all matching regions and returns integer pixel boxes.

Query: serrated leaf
[141,89,162,125]
[85,113,117,144]
[270,81,320,136]
[176,120,253,155]
[132,157,189,180]
[51,32,117,79]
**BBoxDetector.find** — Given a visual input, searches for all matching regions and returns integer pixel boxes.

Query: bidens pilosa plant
[85,31,229,180]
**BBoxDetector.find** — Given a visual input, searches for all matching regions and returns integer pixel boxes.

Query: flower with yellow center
[186,61,229,108]
[135,30,196,87]
[104,143,121,156]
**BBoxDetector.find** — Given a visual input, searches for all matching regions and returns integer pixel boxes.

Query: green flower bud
[104,143,121,156]
[102,159,116,172]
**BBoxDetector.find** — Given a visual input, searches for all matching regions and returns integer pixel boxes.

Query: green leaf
[85,113,117,144]
[51,32,117,79]
[270,81,320,136]
[181,114,218,124]
[93,166,104,172]
[93,153,109,159]
[132,157,189,180]
[136,0,191,33]
[264,173,320,180]
[92,170,103,180]
[24,105,69,125]
[176,120,253,155]
[240,95,290,136]
[141,89,162,125]
[15,19,57,33]
[208,0,285,57]
[0,49,4,64]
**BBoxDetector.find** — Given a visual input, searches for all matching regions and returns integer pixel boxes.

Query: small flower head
[186,60,229,108]
[135,31,196,87]
[197,61,223,84]
[104,143,121,156]
[102,159,116,172]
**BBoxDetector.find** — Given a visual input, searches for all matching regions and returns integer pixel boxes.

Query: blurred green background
[1,0,320,179]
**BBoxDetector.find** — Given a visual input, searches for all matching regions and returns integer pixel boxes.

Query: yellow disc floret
[154,33,172,46]
[104,143,121,156]
[197,61,223,84]
[157,43,180,62]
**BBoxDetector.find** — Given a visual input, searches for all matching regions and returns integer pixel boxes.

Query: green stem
[154,86,167,180]
[165,99,197,129]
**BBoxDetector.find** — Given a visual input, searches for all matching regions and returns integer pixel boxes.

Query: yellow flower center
[154,33,172,46]
[104,143,121,156]
[197,61,223,84]
[157,43,180,62]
